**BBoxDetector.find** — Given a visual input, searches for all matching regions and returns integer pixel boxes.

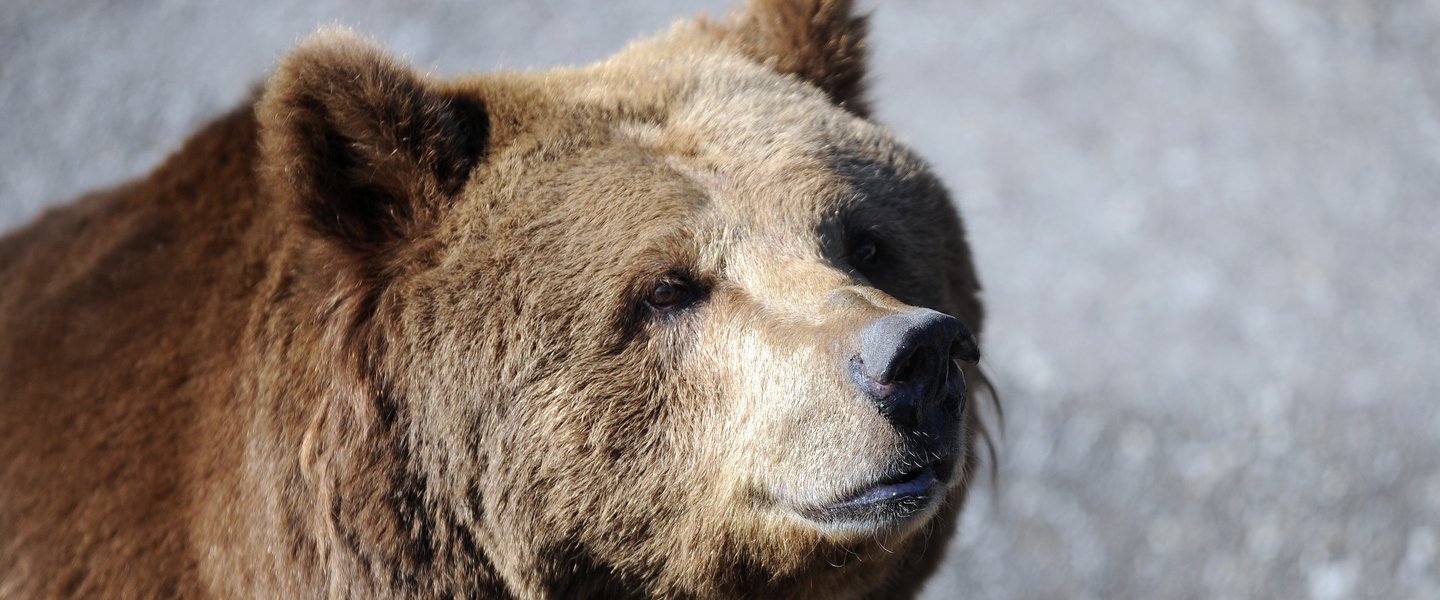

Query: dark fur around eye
[845,227,885,272]
[850,237,879,267]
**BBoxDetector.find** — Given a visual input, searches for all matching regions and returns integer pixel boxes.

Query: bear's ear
[258,28,488,261]
[720,0,870,116]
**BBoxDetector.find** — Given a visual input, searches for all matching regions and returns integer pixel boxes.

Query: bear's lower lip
[800,459,950,527]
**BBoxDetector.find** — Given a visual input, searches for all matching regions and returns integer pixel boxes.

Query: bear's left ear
[258,28,488,262]
[718,0,870,116]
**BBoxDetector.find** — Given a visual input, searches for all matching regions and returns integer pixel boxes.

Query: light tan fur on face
[0,1,986,598]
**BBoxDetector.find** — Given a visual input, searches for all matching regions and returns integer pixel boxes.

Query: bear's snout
[850,308,979,444]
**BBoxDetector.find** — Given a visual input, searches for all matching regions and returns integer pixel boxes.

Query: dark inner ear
[260,29,489,260]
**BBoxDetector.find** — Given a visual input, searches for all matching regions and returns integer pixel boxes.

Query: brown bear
[0,0,988,597]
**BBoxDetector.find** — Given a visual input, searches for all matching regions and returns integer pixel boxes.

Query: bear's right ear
[258,29,488,262]
[717,0,871,116]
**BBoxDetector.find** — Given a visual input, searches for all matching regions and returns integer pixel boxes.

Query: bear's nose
[851,308,979,434]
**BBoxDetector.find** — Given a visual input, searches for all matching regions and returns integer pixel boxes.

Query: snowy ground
[3,1,1438,597]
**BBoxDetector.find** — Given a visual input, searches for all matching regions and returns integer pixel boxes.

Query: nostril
[889,345,937,385]
[889,348,919,384]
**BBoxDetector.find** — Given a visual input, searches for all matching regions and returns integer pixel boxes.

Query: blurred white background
[3,1,1438,597]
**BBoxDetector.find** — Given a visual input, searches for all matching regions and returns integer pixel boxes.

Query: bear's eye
[646,280,693,312]
[850,236,880,268]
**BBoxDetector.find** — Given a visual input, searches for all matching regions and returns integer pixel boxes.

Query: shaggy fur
[0,1,986,597]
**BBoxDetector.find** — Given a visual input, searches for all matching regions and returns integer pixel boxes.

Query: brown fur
[0,1,986,598]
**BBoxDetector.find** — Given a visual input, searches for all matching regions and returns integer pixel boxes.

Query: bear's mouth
[800,456,954,528]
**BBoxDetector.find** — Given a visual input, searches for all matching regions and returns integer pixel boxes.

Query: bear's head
[256,0,986,596]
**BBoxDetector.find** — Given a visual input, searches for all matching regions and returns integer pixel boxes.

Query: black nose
[851,309,978,432]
